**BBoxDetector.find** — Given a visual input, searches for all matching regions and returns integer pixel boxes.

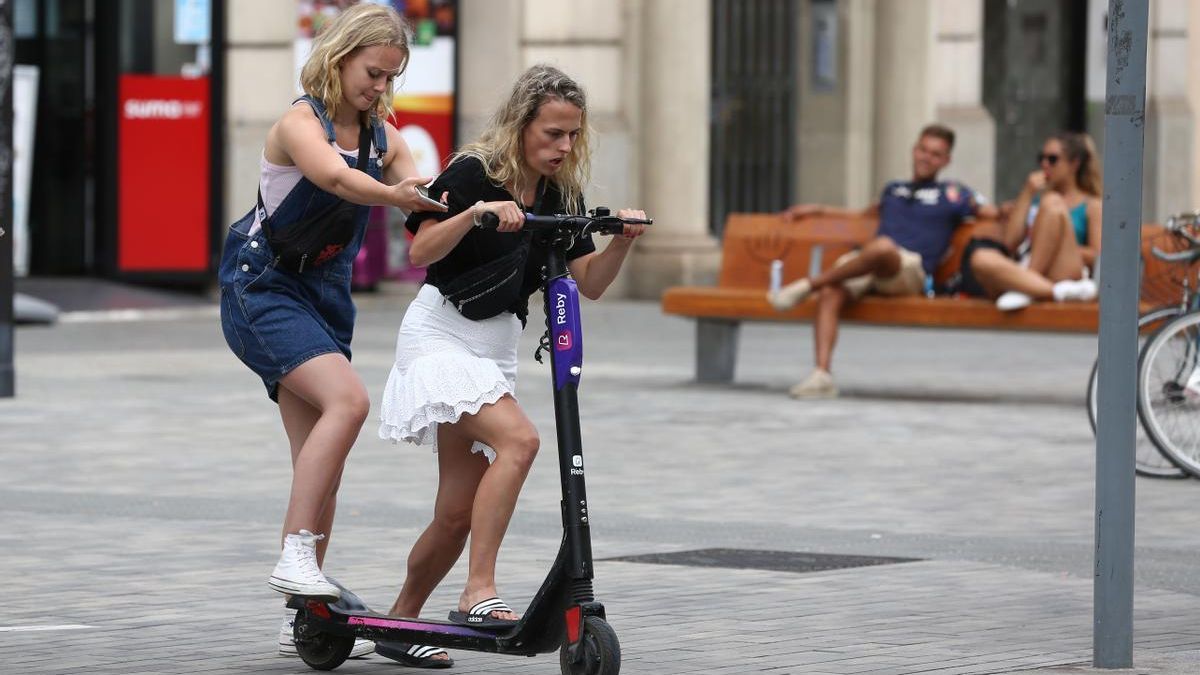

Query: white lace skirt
[378,284,520,462]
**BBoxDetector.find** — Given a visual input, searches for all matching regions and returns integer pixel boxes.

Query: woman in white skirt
[375,64,646,666]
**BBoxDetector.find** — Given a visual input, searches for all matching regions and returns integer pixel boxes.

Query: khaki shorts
[834,247,926,300]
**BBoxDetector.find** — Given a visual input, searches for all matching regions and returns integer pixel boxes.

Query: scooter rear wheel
[293,608,355,671]
[560,616,621,675]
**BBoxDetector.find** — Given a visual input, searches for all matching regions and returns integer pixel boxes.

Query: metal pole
[0,0,15,398]
[1094,0,1148,668]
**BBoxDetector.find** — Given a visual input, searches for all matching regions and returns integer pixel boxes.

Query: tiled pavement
[3,283,1200,674]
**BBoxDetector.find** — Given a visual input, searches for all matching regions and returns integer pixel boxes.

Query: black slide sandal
[446,597,519,628]
[375,642,454,669]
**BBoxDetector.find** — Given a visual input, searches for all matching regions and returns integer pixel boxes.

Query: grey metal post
[1094,0,1148,668]
[0,0,14,398]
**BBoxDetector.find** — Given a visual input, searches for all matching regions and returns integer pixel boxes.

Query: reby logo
[123,99,204,120]
[556,330,573,350]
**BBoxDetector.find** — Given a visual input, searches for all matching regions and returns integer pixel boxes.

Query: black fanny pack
[440,177,545,325]
[442,238,531,323]
[258,123,371,273]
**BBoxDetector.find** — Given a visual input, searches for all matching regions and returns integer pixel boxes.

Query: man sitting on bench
[768,123,996,399]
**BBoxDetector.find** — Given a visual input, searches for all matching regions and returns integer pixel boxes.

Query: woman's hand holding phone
[395,176,448,213]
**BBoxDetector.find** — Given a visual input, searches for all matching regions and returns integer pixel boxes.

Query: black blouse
[405,155,596,302]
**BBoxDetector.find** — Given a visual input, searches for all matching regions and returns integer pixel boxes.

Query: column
[223,0,294,224]
[932,0,995,200]
[871,0,935,190]
[627,0,720,299]
[1143,0,1192,221]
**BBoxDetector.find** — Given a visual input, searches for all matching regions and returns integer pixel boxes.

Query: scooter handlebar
[476,209,652,235]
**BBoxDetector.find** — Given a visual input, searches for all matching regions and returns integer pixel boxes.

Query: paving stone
[2,289,1199,673]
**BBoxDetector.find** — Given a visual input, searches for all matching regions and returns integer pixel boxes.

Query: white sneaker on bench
[768,278,813,311]
[1052,278,1098,302]
[789,368,837,399]
[995,291,1032,312]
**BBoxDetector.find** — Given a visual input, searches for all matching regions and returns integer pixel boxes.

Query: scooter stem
[543,247,594,585]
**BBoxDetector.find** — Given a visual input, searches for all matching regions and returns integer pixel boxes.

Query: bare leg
[275,353,370,547]
[1027,193,1085,282]
[389,425,488,618]
[278,387,342,565]
[969,249,1055,299]
[449,395,540,621]
[813,284,850,372]
[811,236,902,290]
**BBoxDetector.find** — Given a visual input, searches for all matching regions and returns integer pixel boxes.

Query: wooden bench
[661,213,1173,383]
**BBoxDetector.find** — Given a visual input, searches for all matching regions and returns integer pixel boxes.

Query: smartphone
[415,184,447,211]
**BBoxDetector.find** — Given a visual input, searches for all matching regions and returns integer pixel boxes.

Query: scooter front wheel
[560,616,621,675]
[293,608,355,671]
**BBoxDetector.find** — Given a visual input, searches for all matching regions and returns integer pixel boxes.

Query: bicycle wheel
[1087,306,1187,478]
[1138,310,1200,478]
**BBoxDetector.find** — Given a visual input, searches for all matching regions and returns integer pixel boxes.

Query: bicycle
[1134,211,1200,478]
[1087,212,1200,478]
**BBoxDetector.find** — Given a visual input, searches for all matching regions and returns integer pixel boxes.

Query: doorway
[983,0,1087,202]
[709,0,798,237]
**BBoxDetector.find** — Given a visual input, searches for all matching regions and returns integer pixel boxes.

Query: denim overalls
[218,96,387,401]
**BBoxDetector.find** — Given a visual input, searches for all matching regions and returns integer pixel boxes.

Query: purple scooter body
[549,276,584,390]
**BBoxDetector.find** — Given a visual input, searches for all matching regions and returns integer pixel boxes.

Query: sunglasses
[1037,152,1061,166]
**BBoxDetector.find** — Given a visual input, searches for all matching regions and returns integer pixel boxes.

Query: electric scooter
[289,207,652,674]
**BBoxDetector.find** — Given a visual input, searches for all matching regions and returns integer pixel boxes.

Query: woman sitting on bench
[957,131,1101,311]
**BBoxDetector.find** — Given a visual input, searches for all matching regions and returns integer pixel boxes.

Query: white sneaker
[268,530,340,600]
[278,610,374,658]
[789,368,838,399]
[995,291,1032,312]
[1052,278,1098,302]
[767,278,813,311]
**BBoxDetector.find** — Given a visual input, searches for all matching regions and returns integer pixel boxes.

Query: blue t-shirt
[876,179,979,277]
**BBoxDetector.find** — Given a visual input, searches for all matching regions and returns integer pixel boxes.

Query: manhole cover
[601,548,920,574]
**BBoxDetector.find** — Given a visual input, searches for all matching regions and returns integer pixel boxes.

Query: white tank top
[248,140,377,236]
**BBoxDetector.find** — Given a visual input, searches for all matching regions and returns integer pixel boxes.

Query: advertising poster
[295,0,457,283]
[295,0,456,171]
[174,0,211,44]
[117,75,211,272]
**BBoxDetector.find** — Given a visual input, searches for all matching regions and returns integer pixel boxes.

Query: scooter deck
[290,583,515,647]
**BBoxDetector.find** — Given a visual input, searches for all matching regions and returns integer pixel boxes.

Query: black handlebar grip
[478,211,500,228]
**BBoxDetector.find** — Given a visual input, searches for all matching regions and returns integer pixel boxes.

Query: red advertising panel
[389,95,454,174]
[118,75,210,272]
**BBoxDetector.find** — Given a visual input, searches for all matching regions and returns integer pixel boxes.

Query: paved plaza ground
[3,281,1199,674]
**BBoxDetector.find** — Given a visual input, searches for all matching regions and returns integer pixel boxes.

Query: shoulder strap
[292,95,336,143]
[256,189,275,239]
[356,122,371,174]
[372,116,388,158]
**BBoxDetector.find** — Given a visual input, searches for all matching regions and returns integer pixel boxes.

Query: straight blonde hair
[454,64,592,214]
[1056,131,1102,198]
[298,3,410,123]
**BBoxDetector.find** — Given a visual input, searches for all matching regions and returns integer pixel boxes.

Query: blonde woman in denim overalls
[217,4,444,658]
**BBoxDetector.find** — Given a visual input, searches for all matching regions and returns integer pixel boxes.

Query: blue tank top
[1030,195,1088,245]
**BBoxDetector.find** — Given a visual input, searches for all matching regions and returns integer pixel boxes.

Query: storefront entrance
[12,0,222,284]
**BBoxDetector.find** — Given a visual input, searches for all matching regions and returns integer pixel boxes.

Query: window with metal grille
[709,0,798,237]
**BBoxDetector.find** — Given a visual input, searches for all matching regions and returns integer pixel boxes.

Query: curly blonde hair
[298,3,410,122]
[455,64,592,214]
